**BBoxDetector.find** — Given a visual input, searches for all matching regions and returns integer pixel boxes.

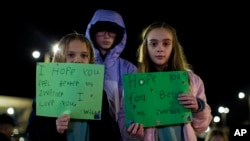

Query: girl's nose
[74,56,83,63]
[157,45,164,52]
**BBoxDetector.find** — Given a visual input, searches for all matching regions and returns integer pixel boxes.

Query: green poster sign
[123,71,192,127]
[36,63,104,120]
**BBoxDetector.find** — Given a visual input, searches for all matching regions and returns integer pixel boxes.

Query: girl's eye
[163,42,169,46]
[81,54,89,58]
[163,40,172,47]
[149,42,157,47]
[67,53,75,58]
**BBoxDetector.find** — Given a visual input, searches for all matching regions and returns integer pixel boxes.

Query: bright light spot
[19,137,25,141]
[213,116,220,123]
[7,107,14,115]
[13,128,19,134]
[53,43,59,54]
[32,50,40,59]
[204,126,211,133]
[238,92,245,99]
[218,106,225,113]
[218,106,229,114]
[224,107,230,114]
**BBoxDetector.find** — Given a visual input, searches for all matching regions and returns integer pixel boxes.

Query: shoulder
[187,70,207,97]
[118,58,137,73]
[187,70,204,86]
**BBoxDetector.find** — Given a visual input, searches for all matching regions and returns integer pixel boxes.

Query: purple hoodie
[85,9,137,121]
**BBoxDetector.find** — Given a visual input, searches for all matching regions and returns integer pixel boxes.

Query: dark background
[2,0,250,137]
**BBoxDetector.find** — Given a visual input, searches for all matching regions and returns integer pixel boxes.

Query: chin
[155,61,166,66]
[155,61,168,67]
[101,45,112,49]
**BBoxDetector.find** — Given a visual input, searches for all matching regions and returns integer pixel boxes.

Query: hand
[178,94,198,112]
[56,114,70,134]
[127,123,144,139]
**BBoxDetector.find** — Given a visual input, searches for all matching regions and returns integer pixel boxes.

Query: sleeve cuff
[192,97,205,113]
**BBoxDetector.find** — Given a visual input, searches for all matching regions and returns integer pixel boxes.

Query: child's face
[95,31,116,50]
[66,39,90,63]
[147,27,173,67]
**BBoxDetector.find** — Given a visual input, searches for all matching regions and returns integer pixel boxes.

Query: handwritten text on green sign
[123,71,192,127]
[36,63,104,120]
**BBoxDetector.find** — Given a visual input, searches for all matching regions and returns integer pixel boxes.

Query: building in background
[0,95,32,140]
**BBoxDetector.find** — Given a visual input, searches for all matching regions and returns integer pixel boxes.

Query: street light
[238,91,250,124]
[32,50,41,59]
[31,42,59,63]
[210,115,221,128]
[218,106,229,127]
[213,116,221,123]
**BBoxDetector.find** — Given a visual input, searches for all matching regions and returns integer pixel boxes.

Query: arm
[26,98,67,141]
[188,72,213,133]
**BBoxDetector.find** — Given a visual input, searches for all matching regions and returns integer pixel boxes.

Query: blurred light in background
[238,91,250,124]
[32,50,40,59]
[7,107,14,115]
[213,116,221,123]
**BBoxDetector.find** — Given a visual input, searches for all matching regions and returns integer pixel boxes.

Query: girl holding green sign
[118,22,212,141]
[26,32,115,141]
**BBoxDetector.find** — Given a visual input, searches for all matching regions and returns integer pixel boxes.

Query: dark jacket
[25,98,67,141]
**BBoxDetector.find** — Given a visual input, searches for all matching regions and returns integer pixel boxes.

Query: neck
[155,63,168,71]
[99,48,108,56]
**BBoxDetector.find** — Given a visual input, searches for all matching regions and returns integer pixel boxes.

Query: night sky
[2,1,250,131]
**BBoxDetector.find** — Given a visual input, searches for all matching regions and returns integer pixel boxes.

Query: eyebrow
[148,38,172,41]
[67,51,89,53]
